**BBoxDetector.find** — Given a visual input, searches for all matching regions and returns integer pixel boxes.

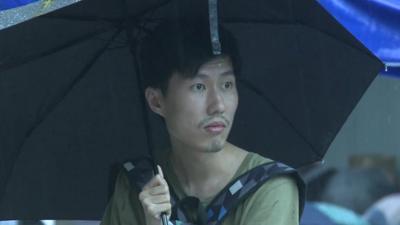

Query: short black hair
[139,19,240,95]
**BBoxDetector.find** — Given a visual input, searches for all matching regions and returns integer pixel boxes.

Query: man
[101,21,302,225]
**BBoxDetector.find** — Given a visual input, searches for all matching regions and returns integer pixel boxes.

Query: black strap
[123,156,155,191]
[205,162,305,225]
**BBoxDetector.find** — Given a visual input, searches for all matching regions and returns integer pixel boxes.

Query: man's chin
[203,138,226,153]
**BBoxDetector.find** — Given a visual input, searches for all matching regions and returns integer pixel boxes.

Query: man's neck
[169,142,247,201]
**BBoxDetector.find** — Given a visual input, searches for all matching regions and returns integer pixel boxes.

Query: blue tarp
[0,0,38,10]
[318,0,400,77]
[0,0,80,30]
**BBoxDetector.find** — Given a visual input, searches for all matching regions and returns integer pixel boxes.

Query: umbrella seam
[237,78,324,160]
[0,26,114,73]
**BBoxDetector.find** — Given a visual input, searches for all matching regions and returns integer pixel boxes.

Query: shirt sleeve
[100,171,146,225]
[234,175,300,225]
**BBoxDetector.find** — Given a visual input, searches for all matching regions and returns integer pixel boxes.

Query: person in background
[320,167,397,214]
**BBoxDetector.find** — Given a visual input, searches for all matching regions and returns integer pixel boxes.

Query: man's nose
[207,89,226,115]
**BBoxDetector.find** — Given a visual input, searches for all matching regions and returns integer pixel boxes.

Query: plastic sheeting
[0,0,38,10]
[0,0,81,30]
[318,0,400,77]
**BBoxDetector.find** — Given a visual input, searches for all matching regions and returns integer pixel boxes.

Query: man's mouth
[204,122,226,134]
[205,121,226,127]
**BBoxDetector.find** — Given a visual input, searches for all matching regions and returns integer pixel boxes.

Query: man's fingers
[148,194,170,204]
[149,184,169,195]
[146,203,172,220]
[139,190,170,203]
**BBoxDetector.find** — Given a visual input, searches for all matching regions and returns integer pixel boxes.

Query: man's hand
[139,165,171,225]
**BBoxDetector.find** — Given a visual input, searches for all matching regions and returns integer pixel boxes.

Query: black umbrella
[0,0,383,220]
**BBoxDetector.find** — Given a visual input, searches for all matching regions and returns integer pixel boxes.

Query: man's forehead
[195,70,234,80]
[195,58,234,78]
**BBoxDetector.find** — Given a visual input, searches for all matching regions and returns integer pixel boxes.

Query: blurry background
[325,74,400,174]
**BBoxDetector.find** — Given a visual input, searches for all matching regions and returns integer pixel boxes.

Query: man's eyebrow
[195,70,234,79]
[221,70,235,76]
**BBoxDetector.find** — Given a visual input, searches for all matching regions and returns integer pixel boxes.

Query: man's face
[158,57,238,152]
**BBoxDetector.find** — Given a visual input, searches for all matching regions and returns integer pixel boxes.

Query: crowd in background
[299,154,400,225]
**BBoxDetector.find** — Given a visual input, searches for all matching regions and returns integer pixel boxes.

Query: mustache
[199,115,230,127]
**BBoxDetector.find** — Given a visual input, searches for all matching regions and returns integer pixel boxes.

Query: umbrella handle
[161,212,169,225]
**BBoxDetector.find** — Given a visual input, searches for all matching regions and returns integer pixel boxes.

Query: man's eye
[223,81,234,89]
[191,83,206,92]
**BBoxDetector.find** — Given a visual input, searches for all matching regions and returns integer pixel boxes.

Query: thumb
[157,165,164,178]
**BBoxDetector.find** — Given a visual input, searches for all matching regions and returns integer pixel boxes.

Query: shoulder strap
[205,161,305,225]
[122,157,156,191]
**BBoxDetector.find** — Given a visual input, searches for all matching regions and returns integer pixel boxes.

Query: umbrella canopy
[0,0,383,220]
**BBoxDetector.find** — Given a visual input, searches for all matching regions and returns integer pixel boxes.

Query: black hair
[139,19,240,95]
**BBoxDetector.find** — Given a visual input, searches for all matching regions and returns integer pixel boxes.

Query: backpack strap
[205,161,305,225]
[122,157,155,191]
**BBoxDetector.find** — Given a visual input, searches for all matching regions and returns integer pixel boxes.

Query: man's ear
[145,87,165,117]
